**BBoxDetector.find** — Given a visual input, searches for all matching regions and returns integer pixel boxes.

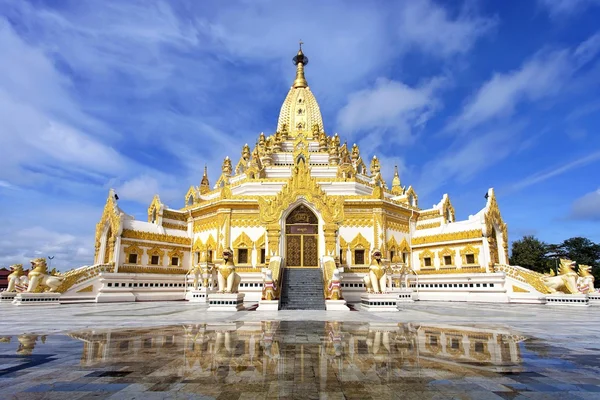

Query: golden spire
[200,164,210,193]
[392,165,402,195]
[292,40,308,88]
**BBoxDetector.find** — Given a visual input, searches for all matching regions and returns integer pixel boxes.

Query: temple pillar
[373,209,384,251]
[323,223,338,258]
[266,224,281,264]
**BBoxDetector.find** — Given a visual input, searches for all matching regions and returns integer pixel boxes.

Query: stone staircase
[280,268,326,310]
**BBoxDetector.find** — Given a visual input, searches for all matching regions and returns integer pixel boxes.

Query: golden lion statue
[541,259,579,294]
[363,249,390,293]
[27,258,64,293]
[6,264,27,293]
[217,248,241,293]
[577,265,595,294]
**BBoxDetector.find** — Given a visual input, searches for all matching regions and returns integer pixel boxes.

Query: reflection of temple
[67,321,524,385]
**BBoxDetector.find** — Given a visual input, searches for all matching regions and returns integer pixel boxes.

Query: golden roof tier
[276,43,324,136]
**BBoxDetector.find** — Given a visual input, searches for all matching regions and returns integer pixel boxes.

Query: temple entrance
[285,205,319,268]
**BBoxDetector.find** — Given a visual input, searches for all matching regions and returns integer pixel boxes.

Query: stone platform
[360,293,399,311]
[546,293,589,306]
[12,292,61,306]
[257,299,280,311]
[0,292,17,303]
[186,288,213,303]
[207,293,245,311]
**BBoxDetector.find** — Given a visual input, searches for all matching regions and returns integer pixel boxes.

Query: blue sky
[0,0,599,269]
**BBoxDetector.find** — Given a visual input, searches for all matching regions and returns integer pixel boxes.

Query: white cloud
[194,0,494,97]
[538,0,600,18]
[569,189,600,221]
[337,77,445,145]
[449,32,600,132]
[0,226,94,270]
[510,151,600,192]
[398,0,497,57]
[417,124,521,196]
[0,18,130,188]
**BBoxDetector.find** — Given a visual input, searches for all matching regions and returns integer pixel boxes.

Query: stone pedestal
[13,292,61,306]
[1,292,17,303]
[546,293,589,306]
[360,293,399,312]
[395,289,415,303]
[186,288,213,303]
[326,299,350,310]
[207,293,245,311]
[257,299,279,311]
[589,292,600,306]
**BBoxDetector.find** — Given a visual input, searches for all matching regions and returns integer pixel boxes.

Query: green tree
[509,235,549,273]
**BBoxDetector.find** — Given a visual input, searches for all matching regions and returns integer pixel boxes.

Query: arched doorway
[285,205,319,268]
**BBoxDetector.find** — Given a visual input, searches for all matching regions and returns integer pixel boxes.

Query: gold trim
[412,230,481,245]
[350,233,371,265]
[439,247,455,267]
[460,244,480,266]
[118,265,187,275]
[146,247,165,266]
[419,249,434,269]
[121,229,190,246]
[163,222,187,231]
[76,285,93,293]
[417,222,441,230]
[123,244,143,265]
[417,266,486,275]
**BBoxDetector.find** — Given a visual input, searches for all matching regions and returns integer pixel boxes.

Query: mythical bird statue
[541,259,579,294]
[27,258,64,293]
[262,256,282,301]
[577,265,595,294]
[363,249,390,293]
[6,264,27,293]
[217,248,241,293]
[323,255,343,300]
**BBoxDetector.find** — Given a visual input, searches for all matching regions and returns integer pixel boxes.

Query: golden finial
[292,41,308,88]
[200,164,210,192]
[392,165,402,194]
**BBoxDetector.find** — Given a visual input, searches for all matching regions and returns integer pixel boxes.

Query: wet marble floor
[1,302,600,399]
[1,316,600,399]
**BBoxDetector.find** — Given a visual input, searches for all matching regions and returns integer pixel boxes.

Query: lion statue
[6,264,28,293]
[363,249,390,293]
[577,265,595,294]
[541,259,579,294]
[27,258,64,293]
[217,248,241,293]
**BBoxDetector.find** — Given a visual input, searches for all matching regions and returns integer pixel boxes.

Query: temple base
[1,292,17,303]
[12,292,61,306]
[186,288,213,303]
[326,299,349,310]
[208,293,245,311]
[546,293,589,306]
[360,293,399,312]
[257,299,280,311]
[395,289,415,303]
